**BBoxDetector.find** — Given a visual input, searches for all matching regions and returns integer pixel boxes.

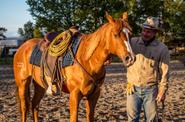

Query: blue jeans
[127,85,158,122]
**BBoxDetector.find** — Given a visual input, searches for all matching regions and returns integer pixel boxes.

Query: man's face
[141,27,157,41]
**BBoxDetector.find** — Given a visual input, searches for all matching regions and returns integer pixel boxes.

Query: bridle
[70,27,133,84]
[68,26,134,95]
[122,27,135,61]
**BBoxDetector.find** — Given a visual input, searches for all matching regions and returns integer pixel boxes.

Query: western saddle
[38,26,80,96]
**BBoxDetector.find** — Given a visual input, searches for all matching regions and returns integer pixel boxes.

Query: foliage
[163,0,185,46]
[164,0,185,33]
[26,0,129,33]
[126,0,163,35]
[33,27,43,38]
[18,21,34,40]
[0,27,7,40]
[18,21,43,40]
[22,0,185,48]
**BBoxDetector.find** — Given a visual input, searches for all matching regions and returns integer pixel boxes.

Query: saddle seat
[39,27,79,51]
[39,32,60,51]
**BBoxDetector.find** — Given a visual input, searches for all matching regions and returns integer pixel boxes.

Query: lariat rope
[48,31,72,57]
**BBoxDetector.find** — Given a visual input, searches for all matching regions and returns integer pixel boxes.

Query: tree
[26,0,185,44]
[124,0,164,35]
[162,0,185,47]
[18,21,34,40]
[163,0,185,33]
[33,27,43,38]
[26,0,130,33]
[0,27,7,40]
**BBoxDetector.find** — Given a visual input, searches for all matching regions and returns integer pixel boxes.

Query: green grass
[0,57,13,65]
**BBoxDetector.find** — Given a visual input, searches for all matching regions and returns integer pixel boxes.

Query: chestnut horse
[14,12,135,122]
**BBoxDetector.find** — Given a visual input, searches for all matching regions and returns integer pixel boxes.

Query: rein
[69,48,96,84]
[69,47,106,98]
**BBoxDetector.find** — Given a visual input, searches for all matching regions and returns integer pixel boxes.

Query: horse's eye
[114,32,121,38]
[114,34,119,38]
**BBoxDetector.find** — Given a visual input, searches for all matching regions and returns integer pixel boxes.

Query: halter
[122,28,130,42]
[122,27,135,61]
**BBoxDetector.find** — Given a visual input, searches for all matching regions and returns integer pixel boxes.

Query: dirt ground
[0,61,185,122]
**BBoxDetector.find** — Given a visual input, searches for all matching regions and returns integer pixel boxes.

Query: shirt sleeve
[159,46,170,94]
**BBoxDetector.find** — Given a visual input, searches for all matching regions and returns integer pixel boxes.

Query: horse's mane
[79,23,110,60]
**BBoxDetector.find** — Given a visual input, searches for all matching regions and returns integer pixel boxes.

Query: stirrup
[46,84,60,96]
[46,85,53,95]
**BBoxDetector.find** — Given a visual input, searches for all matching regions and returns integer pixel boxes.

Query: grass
[0,57,13,65]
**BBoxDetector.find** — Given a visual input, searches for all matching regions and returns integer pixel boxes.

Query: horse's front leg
[85,87,100,122]
[69,88,83,122]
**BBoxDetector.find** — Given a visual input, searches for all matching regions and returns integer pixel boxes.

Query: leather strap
[69,47,96,84]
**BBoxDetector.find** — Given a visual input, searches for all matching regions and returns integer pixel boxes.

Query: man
[126,16,170,121]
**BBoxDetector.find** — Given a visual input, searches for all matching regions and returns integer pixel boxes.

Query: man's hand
[156,91,166,103]
[126,82,135,95]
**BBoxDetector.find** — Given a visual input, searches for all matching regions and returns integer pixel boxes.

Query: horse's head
[105,12,135,66]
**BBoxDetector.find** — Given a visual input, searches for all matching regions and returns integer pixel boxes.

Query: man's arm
[156,46,170,102]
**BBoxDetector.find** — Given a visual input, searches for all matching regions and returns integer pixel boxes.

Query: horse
[13,12,135,122]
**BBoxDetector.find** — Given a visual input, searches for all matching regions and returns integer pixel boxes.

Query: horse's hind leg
[85,87,100,122]
[16,77,31,122]
[31,81,45,122]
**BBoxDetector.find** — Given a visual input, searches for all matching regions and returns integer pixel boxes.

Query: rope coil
[48,31,72,57]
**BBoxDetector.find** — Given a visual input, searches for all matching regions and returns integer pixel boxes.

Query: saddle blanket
[29,35,81,67]
[30,44,42,66]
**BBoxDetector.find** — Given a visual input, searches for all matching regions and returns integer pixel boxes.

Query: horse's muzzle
[123,54,135,67]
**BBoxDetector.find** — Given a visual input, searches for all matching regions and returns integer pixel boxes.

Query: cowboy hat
[143,16,160,30]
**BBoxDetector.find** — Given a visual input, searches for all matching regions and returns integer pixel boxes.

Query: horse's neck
[79,28,109,74]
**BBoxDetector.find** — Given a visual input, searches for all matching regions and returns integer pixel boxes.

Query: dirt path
[0,61,185,122]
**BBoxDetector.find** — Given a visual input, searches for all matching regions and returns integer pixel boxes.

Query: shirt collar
[138,37,159,46]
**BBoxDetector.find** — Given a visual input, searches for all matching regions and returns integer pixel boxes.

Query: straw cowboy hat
[143,16,160,30]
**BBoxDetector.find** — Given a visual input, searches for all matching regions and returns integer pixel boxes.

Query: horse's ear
[122,12,128,22]
[105,11,115,24]
[122,11,132,32]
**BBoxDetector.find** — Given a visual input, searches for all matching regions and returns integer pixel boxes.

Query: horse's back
[15,38,40,55]
[14,38,40,84]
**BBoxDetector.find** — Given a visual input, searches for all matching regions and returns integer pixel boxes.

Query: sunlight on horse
[13,12,135,122]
